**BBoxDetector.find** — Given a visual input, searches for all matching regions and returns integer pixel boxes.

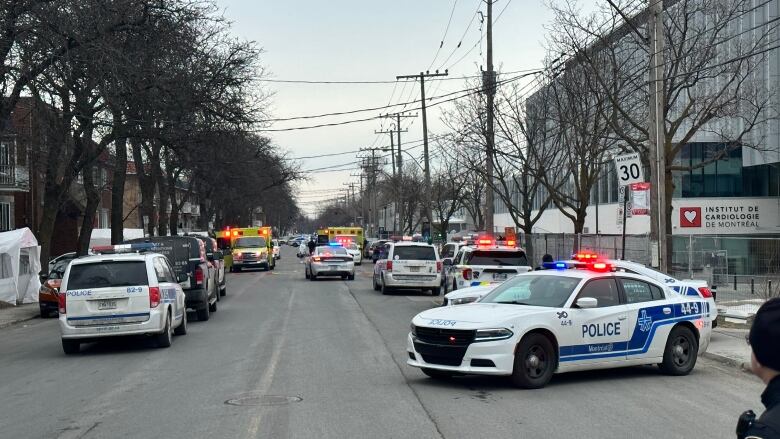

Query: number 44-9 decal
[680,302,700,315]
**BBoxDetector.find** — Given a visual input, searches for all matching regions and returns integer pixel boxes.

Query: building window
[0,202,10,231]
[99,208,109,229]
[0,140,13,185]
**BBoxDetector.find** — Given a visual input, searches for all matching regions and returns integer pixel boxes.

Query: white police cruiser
[442,285,496,306]
[445,238,532,292]
[408,260,712,388]
[58,243,187,354]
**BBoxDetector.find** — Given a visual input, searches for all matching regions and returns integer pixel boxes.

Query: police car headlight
[451,296,479,305]
[474,328,513,342]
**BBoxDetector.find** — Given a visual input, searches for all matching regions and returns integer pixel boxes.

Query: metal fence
[519,233,780,313]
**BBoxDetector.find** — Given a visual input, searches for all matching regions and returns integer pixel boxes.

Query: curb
[702,352,752,374]
[0,314,40,330]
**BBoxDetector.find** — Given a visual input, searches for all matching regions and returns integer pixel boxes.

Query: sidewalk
[705,327,752,372]
[0,303,40,329]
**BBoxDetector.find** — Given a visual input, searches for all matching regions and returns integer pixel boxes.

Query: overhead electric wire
[428,0,460,71]
[437,0,482,70]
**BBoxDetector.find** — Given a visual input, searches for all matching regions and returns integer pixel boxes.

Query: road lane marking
[246,290,296,438]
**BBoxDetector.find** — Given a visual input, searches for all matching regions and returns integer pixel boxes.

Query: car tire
[659,326,698,376]
[40,308,50,318]
[305,268,310,279]
[62,339,80,355]
[421,368,453,380]
[510,333,556,389]
[310,272,317,281]
[156,313,173,348]
[348,274,355,281]
[381,276,391,295]
[197,304,210,321]
[209,298,218,313]
[341,274,347,280]
[372,275,380,291]
[431,287,442,296]
[220,284,227,297]
[174,312,188,336]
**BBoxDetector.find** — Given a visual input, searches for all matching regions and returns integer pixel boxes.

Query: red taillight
[478,239,493,246]
[463,268,473,280]
[58,292,66,314]
[312,256,321,262]
[590,262,611,272]
[386,260,393,271]
[506,240,516,247]
[149,286,160,308]
[436,261,442,273]
[697,287,713,298]
[194,267,204,285]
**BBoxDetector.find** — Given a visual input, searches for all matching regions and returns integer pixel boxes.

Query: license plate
[98,300,117,310]
[409,266,420,273]
[493,273,508,281]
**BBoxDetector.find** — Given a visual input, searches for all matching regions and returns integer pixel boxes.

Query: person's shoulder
[744,420,780,439]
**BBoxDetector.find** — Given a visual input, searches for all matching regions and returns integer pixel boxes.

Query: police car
[445,237,532,292]
[408,260,712,388]
[442,284,497,306]
[58,243,188,354]
[567,253,718,328]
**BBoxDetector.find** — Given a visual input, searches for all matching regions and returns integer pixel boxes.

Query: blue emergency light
[328,242,343,247]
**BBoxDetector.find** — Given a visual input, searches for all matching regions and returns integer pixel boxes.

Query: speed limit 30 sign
[614,153,644,186]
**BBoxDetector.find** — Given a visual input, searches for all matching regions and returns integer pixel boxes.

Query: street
[0,246,766,439]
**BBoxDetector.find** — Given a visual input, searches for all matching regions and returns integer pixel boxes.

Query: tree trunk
[77,167,101,256]
[155,160,168,236]
[521,225,535,266]
[36,186,63,265]
[131,139,157,236]
[110,132,127,245]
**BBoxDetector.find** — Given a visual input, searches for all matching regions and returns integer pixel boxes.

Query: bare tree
[547,0,777,245]
[430,150,468,240]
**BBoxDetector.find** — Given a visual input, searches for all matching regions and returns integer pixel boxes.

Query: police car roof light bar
[92,242,158,254]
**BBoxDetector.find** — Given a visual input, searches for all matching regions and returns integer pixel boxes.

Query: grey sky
[219,0,558,216]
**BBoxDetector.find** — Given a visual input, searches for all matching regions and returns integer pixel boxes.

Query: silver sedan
[305,246,355,281]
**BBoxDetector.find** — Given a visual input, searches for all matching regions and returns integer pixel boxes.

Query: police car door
[153,257,181,324]
[618,277,677,360]
[560,278,631,366]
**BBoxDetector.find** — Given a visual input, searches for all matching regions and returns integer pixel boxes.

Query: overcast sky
[218,0,562,216]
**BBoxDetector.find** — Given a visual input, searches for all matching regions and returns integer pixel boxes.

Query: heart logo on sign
[680,207,702,227]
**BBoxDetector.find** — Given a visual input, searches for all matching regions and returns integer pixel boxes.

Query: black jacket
[740,376,780,438]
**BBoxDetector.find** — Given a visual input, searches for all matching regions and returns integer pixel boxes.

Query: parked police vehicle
[407,259,712,388]
[126,236,218,321]
[58,243,188,354]
[445,237,532,292]
[373,242,443,296]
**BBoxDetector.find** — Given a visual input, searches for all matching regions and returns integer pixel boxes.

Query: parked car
[201,236,227,297]
[58,244,188,354]
[345,243,362,265]
[373,242,443,295]
[272,239,281,260]
[370,240,390,263]
[39,257,74,317]
[125,236,218,321]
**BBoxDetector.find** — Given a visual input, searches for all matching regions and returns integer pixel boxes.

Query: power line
[428,0,460,71]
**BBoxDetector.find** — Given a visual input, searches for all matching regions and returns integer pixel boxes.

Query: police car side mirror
[575,297,598,309]
[177,273,188,283]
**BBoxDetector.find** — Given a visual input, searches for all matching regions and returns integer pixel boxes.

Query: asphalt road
[0,246,766,439]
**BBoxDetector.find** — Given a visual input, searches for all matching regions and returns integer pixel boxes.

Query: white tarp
[0,228,42,305]
[89,228,145,248]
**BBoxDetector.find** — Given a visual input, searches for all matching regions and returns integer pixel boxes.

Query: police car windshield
[393,246,436,261]
[481,274,582,307]
[235,237,267,248]
[67,261,149,290]
[467,250,528,266]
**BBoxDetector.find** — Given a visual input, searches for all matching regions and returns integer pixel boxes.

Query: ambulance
[217,226,276,272]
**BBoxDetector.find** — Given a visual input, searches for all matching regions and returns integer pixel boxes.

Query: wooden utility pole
[396,71,448,240]
[484,0,497,235]
[648,0,667,271]
[380,112,416,234]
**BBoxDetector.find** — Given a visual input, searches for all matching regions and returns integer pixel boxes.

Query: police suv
[408,260,712,388]
[445,238,532,292]
[58,243,188,354]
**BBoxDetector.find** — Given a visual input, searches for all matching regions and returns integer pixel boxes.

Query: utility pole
[358,147,384,237]
[396,70,448,240]
[380,112,417,234]
[648,0,667,271]
[483,0,497,235]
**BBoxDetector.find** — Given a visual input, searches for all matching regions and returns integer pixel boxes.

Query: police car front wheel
[511,333,556,389]
[659,325,698,376]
